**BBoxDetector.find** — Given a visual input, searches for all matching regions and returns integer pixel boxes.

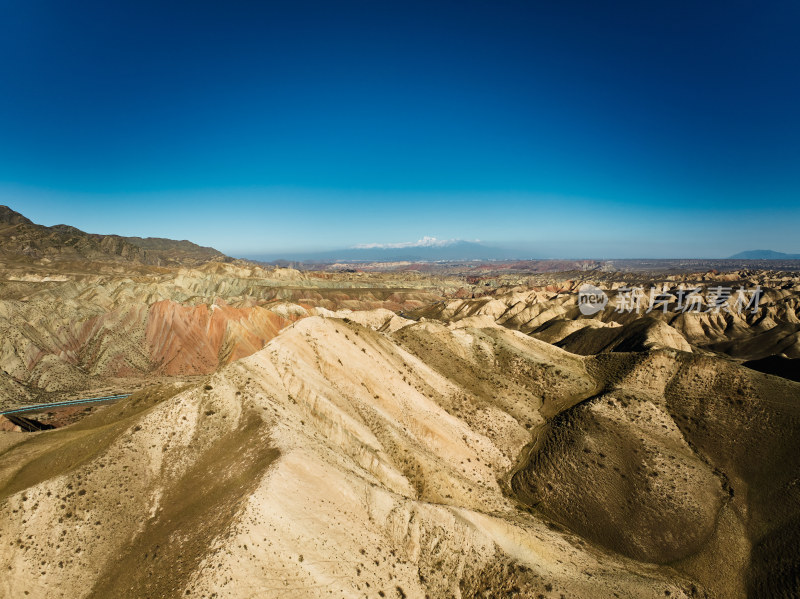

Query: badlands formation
[0,261,447,410]
[1,208,800,598]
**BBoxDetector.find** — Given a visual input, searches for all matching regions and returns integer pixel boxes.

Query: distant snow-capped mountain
[246,238,521,263]
[352,236,466,250]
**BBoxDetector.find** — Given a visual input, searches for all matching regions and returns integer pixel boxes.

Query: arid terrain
[2,207,800,598]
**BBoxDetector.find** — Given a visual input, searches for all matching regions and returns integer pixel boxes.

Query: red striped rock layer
[145,300,298,376]
[0,299,302,394]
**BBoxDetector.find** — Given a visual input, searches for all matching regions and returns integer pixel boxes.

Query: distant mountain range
[729,249,800,260]
[0,205,226,266]
[248,238,523,263]
[7,206,799,267]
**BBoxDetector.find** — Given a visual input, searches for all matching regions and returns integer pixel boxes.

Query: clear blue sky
[1,1,799,258]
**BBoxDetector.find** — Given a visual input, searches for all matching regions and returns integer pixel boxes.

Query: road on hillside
[0,394,132,416]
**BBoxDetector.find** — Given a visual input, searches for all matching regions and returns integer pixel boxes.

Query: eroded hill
[1,308,798,597]
[0,258,462,409]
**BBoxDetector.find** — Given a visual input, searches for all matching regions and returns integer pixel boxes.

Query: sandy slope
[6,308,798,597]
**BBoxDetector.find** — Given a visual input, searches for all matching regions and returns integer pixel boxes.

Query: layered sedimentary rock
[0,260,454,407]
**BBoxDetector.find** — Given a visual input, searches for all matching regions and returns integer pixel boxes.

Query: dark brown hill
[0,205,225,266]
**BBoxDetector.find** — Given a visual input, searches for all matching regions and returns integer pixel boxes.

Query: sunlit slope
[0,313,723,599]
[414,281,800,360]
[4,311,798,597]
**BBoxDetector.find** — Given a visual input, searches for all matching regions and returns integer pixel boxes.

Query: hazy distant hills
[249,239,522,263]
[0,205,226,266]
[729,249,800,259]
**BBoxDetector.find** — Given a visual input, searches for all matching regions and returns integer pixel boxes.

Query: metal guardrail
[0,394,132,416]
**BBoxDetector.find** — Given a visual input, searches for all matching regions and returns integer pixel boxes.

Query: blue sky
[2,1,799,258]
